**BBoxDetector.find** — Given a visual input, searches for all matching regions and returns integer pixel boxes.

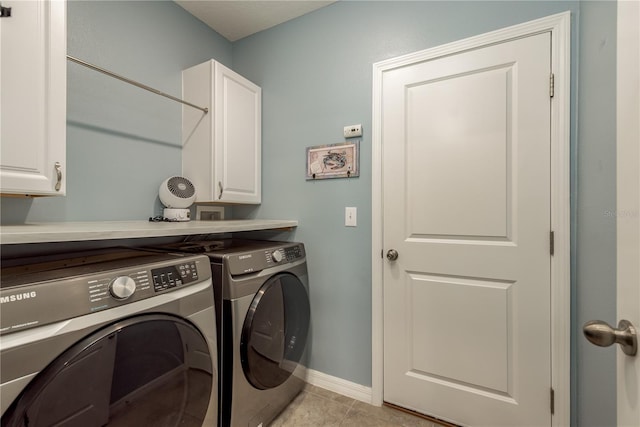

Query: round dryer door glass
[2,314,213,427]
[241,273,310,390]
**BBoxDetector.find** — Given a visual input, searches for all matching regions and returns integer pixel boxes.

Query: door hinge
[550,231,555,256]
[550,387,555,414]
[0,5,12,18]
[549,73,555,98]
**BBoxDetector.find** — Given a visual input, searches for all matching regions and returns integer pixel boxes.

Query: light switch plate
[345,207,357,227]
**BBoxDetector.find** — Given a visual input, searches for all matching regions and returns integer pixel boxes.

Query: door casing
[616,0,640,424]
[371,12,571,426]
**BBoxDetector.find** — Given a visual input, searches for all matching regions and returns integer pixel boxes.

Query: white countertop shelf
[0,220,298,245]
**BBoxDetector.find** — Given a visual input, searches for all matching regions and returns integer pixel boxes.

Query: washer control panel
[87,259,202,307]
[0,253,211,335]
[151,260,199,292]
[88,269,152,306]
[109,276,137,300]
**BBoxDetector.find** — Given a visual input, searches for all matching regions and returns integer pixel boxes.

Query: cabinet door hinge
[549,73,555,98]
[550,387,555,414]
[550,231,555,256]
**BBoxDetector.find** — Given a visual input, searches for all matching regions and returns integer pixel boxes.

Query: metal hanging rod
[67,55,209,114]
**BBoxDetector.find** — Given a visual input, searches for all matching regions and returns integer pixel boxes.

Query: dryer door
[241,272,310,390]
[2,314,213,427]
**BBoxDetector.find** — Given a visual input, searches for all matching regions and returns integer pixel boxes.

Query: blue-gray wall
[0,1,618,426]
[575,1,618,425]
[231,1,617,426]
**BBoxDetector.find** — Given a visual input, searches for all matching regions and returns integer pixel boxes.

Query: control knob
[109,276,136,300]
[271,250,284,263]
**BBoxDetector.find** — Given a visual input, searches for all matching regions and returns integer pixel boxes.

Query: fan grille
[167,176,195,199]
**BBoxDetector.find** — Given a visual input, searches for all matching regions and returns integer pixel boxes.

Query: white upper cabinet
[0,0,66,196]
[182,60,261,204]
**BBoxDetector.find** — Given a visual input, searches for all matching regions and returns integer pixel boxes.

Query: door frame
[616,0,640,424]
[371,12,571,426]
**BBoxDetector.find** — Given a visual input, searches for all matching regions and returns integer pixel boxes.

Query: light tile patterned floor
[271,384,439,427]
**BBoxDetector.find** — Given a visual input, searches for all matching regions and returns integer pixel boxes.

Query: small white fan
[159,176,196,221]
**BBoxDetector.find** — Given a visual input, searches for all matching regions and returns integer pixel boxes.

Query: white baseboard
[305,368,373,405]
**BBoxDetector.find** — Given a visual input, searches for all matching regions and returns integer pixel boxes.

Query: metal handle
[54,162,62,191]
[66,55,208,113]
[218,181,224,200]
[386,249,399,261]
[583,319,637,356]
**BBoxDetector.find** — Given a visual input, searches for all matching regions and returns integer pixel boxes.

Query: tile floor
[271,384,441,427]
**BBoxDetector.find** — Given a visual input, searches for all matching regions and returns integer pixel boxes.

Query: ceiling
[175,1,336,42]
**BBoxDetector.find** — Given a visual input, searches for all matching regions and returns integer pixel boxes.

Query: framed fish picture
[306,140,360,180]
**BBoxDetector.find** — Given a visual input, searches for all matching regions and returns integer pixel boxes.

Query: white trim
[305,368,373,404]
[616,0,640,425]
[371,12,571,426]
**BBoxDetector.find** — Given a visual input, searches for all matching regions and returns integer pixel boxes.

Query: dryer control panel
[267,245,303,264]
[226,243,306,276]
[0,252,211,335]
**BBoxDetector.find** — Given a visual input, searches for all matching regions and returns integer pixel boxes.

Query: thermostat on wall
[343,124,362,138]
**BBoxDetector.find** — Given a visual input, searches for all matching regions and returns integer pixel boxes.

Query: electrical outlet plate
[343,124,362,138]
[196,205,225,221]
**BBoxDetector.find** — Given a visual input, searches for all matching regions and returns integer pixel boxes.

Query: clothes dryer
[157,240,310,427]
[0,249,217,427]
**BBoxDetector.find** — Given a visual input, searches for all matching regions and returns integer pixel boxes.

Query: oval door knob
[583,319,638,356]
[386,249,399,261]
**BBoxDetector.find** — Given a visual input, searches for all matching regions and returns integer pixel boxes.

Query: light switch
[345,207,357,227]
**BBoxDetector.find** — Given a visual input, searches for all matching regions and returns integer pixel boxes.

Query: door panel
[383,32,551,426]
[408,274,513,394]
[407,66,512,239]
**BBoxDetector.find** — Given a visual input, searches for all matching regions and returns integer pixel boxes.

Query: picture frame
[306,140,360,180]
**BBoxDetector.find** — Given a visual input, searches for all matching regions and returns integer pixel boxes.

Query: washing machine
[0,248,218,427]
[156,240,310,427]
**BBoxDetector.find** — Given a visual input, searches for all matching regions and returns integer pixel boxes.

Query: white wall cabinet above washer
[0,0,66,196]
[182,60,261,204]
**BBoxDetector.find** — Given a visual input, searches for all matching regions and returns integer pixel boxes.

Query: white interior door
[616,1,640,425]
[382,32,553,426]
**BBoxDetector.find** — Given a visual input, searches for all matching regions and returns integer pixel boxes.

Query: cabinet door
[182,61,214,202]
[214,63,261,204]
[0,0,66,196]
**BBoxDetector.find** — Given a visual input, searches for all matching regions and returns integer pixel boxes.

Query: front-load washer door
[2,314,213,427]
[241,272,310,390]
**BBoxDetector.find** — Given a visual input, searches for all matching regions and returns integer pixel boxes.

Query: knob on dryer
[109,276,136,300]
[271,250,284,263]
